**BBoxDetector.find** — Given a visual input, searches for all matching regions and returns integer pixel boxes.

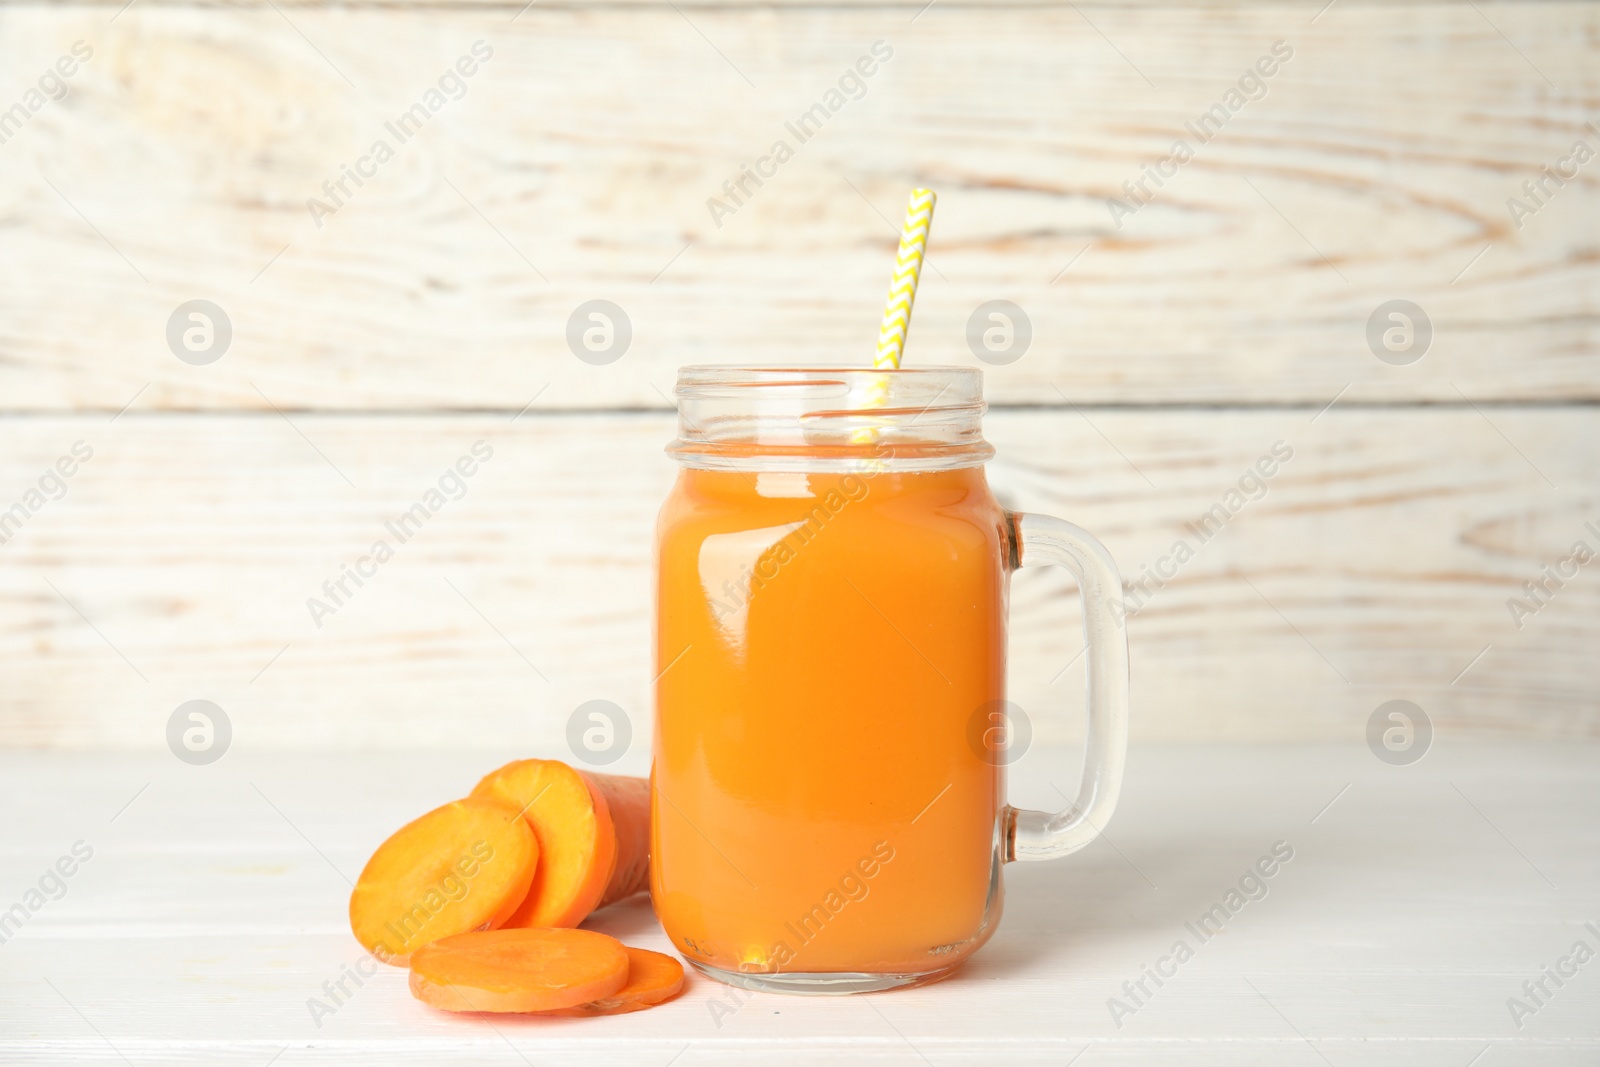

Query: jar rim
[668,364,993,473]
[676,362,980,377]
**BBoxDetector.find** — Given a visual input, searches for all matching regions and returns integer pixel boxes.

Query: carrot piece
[348,797,538,965]
[471,760,649,928]
[549,947,686,1016]
[586,773,651,908]
[409,928,630,1013]
[471,759,614,928]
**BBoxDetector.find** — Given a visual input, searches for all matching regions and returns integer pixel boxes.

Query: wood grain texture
[4,1,1533,7]
[1,743,1596,1064]
[0,3,1595,410]
[0,407,1593,748]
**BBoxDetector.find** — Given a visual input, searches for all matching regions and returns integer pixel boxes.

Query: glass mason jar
[650,366,1129,994]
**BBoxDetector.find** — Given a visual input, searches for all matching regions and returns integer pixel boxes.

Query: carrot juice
[651,463,1010,983]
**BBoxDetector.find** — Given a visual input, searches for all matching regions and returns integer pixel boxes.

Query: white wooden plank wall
[2,407,1595,747]
[0,1,1595,746]
[1,3,1597,408]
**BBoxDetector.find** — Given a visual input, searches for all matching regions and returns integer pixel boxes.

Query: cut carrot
[409,928,630,1013]
[549,947,686,1016]
[586,773,651,908]
[471,760,650,928]
[349,797,538,965]
[472,760,614,928]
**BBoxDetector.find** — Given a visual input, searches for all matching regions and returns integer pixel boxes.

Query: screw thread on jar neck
[668,365,993,474]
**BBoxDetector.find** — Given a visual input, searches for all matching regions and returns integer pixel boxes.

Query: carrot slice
[348,797,538,965]
[409,928,629,1013]
[586,773,651,908]
[470,760,622,928]
[549,947,686,1016]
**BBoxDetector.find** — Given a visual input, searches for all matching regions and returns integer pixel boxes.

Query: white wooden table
[3,741,1597,1065]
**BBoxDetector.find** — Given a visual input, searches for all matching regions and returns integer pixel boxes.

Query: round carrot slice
[471,760,618,929]
[550,947,686,1016]
[349,798,538,965]
[409,928,630,1013]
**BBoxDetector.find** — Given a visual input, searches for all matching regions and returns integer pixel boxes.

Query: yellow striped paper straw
[854,189,937,451]
[874,188,937,369]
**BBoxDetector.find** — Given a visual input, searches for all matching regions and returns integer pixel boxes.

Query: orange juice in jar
[651,367,1129,993]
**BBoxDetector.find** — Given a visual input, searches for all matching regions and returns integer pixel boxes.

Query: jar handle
[1005,512,1130,862]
